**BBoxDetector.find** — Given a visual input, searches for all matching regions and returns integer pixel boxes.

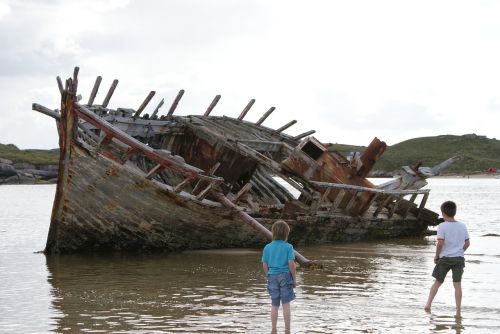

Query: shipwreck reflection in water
[45,240,471,333]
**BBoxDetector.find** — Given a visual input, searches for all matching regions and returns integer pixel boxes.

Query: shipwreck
[33,68,456,266]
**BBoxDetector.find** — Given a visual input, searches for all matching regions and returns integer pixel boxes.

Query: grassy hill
[328,134,500,174]
[0,143,59,165]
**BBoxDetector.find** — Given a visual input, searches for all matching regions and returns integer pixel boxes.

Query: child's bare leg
[282,303,291,332]
[271,305,279,332]
[424,280,442,311]
[453,282,462,316]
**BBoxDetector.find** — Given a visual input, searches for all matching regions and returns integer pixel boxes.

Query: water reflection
[44,240,468,333]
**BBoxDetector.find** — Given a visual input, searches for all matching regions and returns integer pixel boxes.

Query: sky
[1,0,499,149]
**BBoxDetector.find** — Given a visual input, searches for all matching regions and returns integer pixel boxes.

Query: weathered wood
[87,76,102,106]
[234,183,252,203]
[167,89,184,117]
[255,107,275,126]
[332,189,346,211]
[238,99,255,120]
[146,164,165,179]
[196,181,214,200]
[76,103,223,183]
[344,191,359,213]
[204,95,221,116]
[373,195,393,218]
[356,137,387,178]
[174,176,195,193]
[276,120,297,133]
[151,98,164,118]
[293,130,316,141]
[388,195,403,218]
[32,103,60,120]
[417,193,429,220]
[102,79,119,108]
[134,91,156,118]
[210,190,314,267]
[56,76,64,95]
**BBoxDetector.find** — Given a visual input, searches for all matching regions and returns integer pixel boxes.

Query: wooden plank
[174,176,195,193]
[56,76,64,95]
[255,107,275,126]
[373,195,393,218]
[276,120,297,133]
[293,130,316,141]
[134,91,156,118]
[102,79,119,108]
[167,89,185,117]
[151,98,164,118]
[319,187,332,205]
[32,103,60,120]
[192,162,221,194]
[344,191,359,213]
[238,99,255,120]
[196,182,214,200]
[417,193,429,220]
[388,195,403,218]
[233,183,252,203]
[332,190,346,211]
[204,95,221,116]
[146,164,165,179]
[87,76,102,105]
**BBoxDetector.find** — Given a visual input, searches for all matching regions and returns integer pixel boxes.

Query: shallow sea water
[1,178,499,333]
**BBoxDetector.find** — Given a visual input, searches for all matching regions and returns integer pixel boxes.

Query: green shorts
[432,257,465,283]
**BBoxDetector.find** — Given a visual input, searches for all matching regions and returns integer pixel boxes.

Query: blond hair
[272,220,290,241]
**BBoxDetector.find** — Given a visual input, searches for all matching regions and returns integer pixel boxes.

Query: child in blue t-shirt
[262,220,296,333]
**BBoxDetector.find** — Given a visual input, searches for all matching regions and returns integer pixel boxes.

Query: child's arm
[288,260,296,285]
[262,262,269,276]
[463,239,470,251]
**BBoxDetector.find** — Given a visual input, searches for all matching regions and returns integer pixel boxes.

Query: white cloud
[1,0,500,149]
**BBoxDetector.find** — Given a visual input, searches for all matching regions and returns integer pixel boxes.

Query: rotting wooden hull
[37,67,444,255]
[46,142,266,253]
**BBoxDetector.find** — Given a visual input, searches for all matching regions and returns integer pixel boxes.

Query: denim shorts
[267,272,296,306]
[432,256,465,283]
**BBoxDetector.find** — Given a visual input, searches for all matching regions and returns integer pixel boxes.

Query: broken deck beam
[293,130,316,141]
[151,98,165,118]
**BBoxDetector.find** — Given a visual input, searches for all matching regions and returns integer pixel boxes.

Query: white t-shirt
[437,220,470,258]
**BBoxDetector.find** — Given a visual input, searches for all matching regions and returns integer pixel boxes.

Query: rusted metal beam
[255,107,275,126]
[102,79,119,108]
[87,76,102,106]
[204,95,221,116]
[276,120,297,133]
[356,137,387,178]
[238,99,255,120]
[134,91,156,118]
[167,89,184,117]
[293,130,316,141]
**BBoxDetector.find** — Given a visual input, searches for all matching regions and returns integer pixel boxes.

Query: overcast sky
[1,0,499,149]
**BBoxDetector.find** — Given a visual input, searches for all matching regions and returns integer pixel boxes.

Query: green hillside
[0,143,59,165]
[328,134,500,174]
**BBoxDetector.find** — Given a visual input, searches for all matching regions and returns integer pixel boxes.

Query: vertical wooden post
[238,99,255,120]
[255,107,275,126]
[167,89,185,117]
[204,95,221,116]
[102,79,119,108]
[134,91,156,118]
[87,76,102,106]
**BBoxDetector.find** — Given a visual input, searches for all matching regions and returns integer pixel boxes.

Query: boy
[262,220,297,333]
[424,201,470,316]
